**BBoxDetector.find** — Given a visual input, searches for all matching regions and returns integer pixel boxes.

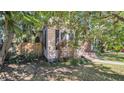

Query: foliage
[5,53,39,64]
[1,11,124,64]
[68,58,90,66]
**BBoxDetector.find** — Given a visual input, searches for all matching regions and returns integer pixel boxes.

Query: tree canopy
[0,11,124,64]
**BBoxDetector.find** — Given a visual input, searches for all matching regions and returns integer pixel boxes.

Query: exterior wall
[42,26,58,61]
[60,46,74,58]
[16,43,42,56]
[47,28,58,61]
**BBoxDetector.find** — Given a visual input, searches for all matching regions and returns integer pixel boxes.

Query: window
[60,31,74,41]
[69,33,74,40]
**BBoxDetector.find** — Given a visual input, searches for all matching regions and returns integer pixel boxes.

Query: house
[42,25,75,62]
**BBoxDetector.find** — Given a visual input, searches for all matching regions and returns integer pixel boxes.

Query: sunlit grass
[99,52,124,62]
[32,60,124,81]
[94,62,124,75]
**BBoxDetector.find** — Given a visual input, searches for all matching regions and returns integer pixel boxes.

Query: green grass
[99,52,124,62]
[32,59,124,81]
[1,57,124,81]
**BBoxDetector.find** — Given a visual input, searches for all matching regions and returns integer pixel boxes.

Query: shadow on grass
[86,63,124,81]
[33,58,124,81]
[0,57,124,81]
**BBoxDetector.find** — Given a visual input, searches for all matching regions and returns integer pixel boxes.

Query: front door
[42,26,48,58]
[55,30,60,50]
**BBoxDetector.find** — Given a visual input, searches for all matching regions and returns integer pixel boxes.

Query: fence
[16,43,42,56]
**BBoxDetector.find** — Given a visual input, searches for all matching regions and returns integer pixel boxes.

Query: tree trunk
[0,17,14,65]
[81,12,97,59]
[1,33,14,63]
[81,41,97,58]
[82,41,92,52]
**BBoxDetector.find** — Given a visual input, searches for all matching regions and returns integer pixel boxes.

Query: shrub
[68,58,89,66]
[5,53,39,64]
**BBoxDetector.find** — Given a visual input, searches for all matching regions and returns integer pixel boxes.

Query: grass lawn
[32,61,124,81]
[99,52,124,62]
[0,58,124,81]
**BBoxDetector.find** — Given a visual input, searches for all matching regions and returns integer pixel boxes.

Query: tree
[0,11,42,65]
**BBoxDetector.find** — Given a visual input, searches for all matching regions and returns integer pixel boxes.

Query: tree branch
[112,13,124,22]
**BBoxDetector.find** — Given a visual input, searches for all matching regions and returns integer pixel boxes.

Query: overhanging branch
[112,13,124,22]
